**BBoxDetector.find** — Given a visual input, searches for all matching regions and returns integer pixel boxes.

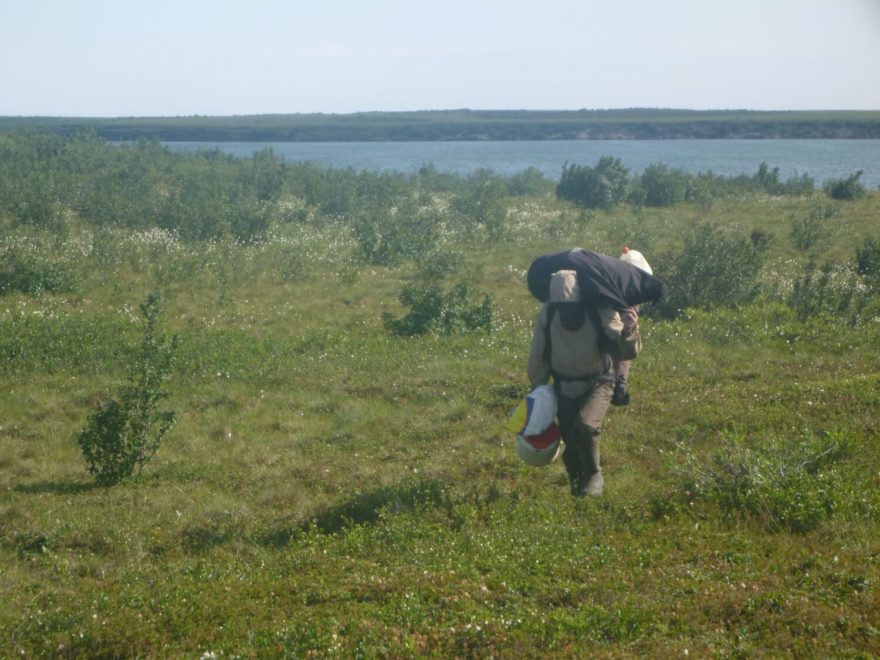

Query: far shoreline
[2,109,879,142]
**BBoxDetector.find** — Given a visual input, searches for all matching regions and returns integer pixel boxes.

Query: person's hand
[620,307,638,335]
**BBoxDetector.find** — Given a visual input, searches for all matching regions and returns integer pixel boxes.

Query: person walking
[527,269,640,497]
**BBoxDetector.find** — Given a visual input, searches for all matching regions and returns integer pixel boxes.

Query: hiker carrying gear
[527,270,639,496]
[524,249,666,498]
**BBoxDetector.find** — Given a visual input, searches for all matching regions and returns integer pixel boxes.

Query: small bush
[824,170,866,200]
[653,223,767,317]
[750,228,773,251]
[788,261,878,325]
[781,171,816,196]
[791,202,837,251]
[384,279,493,336]
[76,292,177,486]
[556,157,630,210]
[507,167,552,197]
[450,169,509,241]
[416,249,465,281]
[754,162,784,195]
[351,202,440,266]
[856,237,880,281]
[636,163,689,207]
[7,179,67,231]
[228,198,273,243]
[0,248,78,295]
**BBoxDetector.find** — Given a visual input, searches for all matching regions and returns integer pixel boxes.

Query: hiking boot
[574,435,603,497]
[575,471,604,497]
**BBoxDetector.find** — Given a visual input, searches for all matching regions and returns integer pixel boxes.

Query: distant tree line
[1,109,879,141]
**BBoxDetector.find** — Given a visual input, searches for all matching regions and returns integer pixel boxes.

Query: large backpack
[527,248,667,310]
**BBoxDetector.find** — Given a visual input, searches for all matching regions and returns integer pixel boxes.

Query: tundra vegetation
[1,131,879,657]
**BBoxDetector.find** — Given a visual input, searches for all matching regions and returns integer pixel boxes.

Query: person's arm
[599,307,641,361]
[527,307,551,387]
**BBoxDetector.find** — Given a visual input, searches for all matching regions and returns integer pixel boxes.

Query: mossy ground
[1,192,879,657]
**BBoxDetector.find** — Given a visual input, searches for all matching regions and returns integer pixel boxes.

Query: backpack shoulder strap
[543,304,557,365]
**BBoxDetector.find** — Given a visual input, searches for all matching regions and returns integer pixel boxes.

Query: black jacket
[527,248,668,310]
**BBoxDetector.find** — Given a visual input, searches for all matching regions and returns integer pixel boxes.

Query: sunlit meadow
[1,135,879,656]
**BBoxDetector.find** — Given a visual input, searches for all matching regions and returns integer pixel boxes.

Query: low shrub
[751,162,815,196]
[450,169,509,241]
[556,157,630,210]
[351,202,440,266]
[635,163,689,207]
[383,279,493,336]
[791,202,838,250]
[824,170,866,201]
[416,249,466,281]
[76,293,177,486]
[0,247,78,295]
[753,161,784,195]
[652,223,767,317]
[788,261,878,325]
[507,167,552,197]
[856,236,880,283]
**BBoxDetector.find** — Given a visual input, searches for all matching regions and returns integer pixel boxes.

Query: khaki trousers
[557,380,614,485]
[557,380,614,441]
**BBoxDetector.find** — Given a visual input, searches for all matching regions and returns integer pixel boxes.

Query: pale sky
[2,0,879,116]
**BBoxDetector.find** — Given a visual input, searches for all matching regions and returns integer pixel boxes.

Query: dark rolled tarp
[527,248,668,310]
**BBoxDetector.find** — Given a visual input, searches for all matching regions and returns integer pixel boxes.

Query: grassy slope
[1,194,879,657]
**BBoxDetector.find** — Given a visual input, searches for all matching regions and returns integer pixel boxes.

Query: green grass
[1,192,879,657]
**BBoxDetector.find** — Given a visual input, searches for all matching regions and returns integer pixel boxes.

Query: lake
[164,139,880,189]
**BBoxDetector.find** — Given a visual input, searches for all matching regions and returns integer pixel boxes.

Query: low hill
[2,108,879,141]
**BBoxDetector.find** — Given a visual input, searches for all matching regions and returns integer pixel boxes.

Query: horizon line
[3,108,880,120]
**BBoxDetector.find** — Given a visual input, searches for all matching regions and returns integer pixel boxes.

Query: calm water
[165,139,880,189]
